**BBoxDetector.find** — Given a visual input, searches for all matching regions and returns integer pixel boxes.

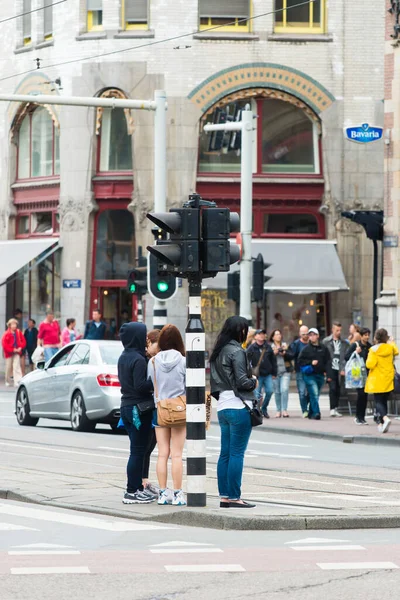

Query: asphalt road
[2,388,400,598]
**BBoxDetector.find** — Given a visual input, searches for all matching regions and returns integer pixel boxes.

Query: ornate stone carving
[59,195,97,232]
[128,191,151,226]
[335,217,363,236]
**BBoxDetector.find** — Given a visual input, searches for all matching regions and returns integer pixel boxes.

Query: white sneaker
[378,424,383,433]
[5,382,10,387]
[330,409,336,417]
[334,409,342,417]
[158,489,172,505]
[172,489,186,506]
[382,418,391,433]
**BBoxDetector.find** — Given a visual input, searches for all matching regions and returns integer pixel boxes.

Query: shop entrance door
[95,287,134,339]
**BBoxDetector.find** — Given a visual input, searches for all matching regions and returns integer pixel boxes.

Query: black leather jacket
[210,340,257,402]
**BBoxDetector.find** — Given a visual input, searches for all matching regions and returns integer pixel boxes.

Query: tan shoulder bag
[152,358,186,427]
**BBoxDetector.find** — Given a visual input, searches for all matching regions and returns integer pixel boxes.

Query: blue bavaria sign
[345,123,383,144]
[63,279,81,289]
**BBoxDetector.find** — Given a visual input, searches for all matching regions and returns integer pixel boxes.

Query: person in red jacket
[2,318,26,387]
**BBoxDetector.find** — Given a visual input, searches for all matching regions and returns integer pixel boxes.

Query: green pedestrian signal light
[129,283,136,293]
[157,281,169,293]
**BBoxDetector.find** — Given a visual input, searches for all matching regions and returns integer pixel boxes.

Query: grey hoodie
[147,350,186,402]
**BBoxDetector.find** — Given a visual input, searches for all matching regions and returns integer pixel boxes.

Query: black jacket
[211,340,257,402]
[84,320,106,340]
[322,335,349,372]
[298,342,332,377]
[24,327,38,353]
[289,338,309,372]
[246,342,277,377]
[345,341,372,365]
[118,322,153,408]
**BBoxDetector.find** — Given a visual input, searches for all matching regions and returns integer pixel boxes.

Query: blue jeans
[303,374,325,417]
[44,347,59,363]
[121,405,153,494]
[273,372,291,412]
[217,408,252,501]
[258,375,274,412]
[296,371,308,413]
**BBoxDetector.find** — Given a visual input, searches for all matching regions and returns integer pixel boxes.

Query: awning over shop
[203,240,348,295]
[0,238,60,282]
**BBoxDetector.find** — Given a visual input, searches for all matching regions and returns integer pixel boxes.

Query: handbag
[136,398,155,415]
[152,359,186,427]
[240,397,263,427]
[252,348,266,378]
[345,350,364,389]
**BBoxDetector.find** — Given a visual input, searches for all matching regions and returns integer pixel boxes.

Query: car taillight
[97,374,120,387]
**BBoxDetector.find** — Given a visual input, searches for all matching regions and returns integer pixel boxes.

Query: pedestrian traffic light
[146,208,200,275]
[148,252,177,300]
[341,210,384,241]
[127,267,147,297]
[201,208,241,274]
[252,253,272,302]
[228,271,240,304]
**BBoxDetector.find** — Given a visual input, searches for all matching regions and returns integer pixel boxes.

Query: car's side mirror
[36,360,46,370]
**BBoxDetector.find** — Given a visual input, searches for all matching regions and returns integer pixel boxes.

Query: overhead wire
[0,0,68,26]
[0,0,314,84]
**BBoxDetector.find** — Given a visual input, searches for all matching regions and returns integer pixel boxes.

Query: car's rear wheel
[70,392,96,432]
[16,387,39,426]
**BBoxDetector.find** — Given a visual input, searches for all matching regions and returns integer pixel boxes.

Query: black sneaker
[123,491,154,504]
[141,488,158,501]
[228,500,256,509]
[311,414,321,420]
[262,410,270,419]
[354,418,363,425]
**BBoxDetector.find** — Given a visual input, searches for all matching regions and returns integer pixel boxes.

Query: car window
[68,344,90,366]
[49,346,75,368]
[99,343,123,365]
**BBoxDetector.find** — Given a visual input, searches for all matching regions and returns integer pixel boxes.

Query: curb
[2,488,400,531]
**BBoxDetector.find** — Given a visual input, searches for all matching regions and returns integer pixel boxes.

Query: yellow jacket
[365,342,399,394]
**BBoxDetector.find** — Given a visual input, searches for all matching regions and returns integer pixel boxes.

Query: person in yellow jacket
[365,328,399,433]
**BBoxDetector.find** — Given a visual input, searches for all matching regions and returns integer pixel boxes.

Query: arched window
[99,108,133,172]
[94,209,135,280]
[199,96,319,175]
[17,107,60,179]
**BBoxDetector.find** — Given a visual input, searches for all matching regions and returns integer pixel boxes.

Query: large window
[87,0,103,31]
[275,0,326,34]
[99,108,132,172]
[199,0,250,31]
[43,0,53,40]
[22,0,32,45]
[263,213,318,235]
[95,210,135,280]
[17,108,60,179]
[122,0,148,29]
[199,97,318,174]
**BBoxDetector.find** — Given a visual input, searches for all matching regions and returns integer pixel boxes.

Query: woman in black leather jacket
[210,316,257,509]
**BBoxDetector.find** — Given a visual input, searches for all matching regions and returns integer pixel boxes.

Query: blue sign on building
[63,279,81,289]
[345,123,383,144]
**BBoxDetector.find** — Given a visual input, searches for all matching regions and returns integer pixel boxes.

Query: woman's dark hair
[210,316,249,363]
[269,329,282,344]
[374,328,389,344]
[360,327,370,336]
[66,318,76,328]
[158,324,185,357]
[147,329,160,344]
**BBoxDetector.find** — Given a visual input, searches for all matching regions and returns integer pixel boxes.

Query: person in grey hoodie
[147,324,187,506]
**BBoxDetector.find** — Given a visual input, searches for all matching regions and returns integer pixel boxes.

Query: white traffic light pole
[204,106,253,324]
[0,90,168,326]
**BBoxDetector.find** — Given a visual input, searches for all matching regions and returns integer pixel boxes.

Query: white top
[147,349,186,405]
[216,390,252,412]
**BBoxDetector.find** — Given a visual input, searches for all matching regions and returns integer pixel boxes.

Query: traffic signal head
[201,208,240,274]
[228,271,240,304]
[252,253,272,302]
[148,253,177,301]
[127,267,147,297]
[341,210,383,241]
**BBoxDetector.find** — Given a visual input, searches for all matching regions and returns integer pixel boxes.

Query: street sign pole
[204,106,253,324]
[153,90,168,330]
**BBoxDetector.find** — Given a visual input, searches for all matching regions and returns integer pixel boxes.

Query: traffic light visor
[147,212,181,235]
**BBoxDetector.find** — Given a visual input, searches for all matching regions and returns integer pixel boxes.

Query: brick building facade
[0,0,384,345]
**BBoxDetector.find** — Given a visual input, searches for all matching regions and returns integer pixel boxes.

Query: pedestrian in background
[2,318,26,387]
[61,318,81,346]
[289,325,310,418]
[141,329,161,496]
[37,311,61,362]
[246,329,276,418]
[365,328,399,434]
[13,308,25,376]
[298,328,331,420]
[269,329,294,418]
[119,322,156,505]
[345,327,371,425]
[244,328,256,349]
[84,309,106,340]
[348,323,361,344]
[148,325,187,507]
[24,319,38,371]
[323,321,348,417]
[210,316,257,509]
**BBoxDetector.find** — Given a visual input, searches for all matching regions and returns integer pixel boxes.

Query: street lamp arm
[0,93,158,111]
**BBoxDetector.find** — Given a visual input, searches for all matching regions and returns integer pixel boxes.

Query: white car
[15,340,123,432]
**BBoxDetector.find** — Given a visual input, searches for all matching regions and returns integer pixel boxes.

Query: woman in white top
[147,324,186,506]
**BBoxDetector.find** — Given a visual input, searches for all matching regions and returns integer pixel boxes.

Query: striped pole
[185,275,206,507]
[153,299,167,330]
[137,299,143,323]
